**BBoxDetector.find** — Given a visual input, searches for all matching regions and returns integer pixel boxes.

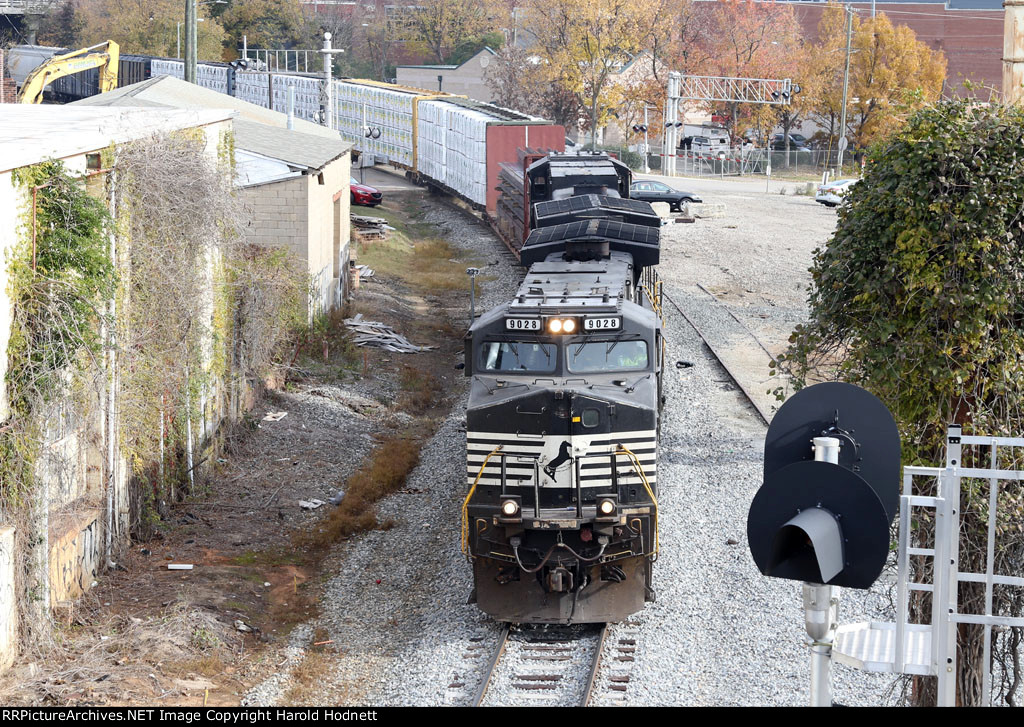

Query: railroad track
[661,287,774,426]
[473,623,608,706]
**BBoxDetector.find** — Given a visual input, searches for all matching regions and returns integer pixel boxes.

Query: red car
[350,177,382,207]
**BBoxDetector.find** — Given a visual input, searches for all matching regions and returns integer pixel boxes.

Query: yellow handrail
[461,444,503,554]
[616,445,659,554]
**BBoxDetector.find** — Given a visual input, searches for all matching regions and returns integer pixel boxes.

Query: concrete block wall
[240,175,310,260]
[240,150,351,316]
[306,152,351,316]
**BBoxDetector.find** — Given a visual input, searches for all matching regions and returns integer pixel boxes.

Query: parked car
[815,178,858,207]
[629,180,703,212]
[351,177,383,207]
[771,133,811,152]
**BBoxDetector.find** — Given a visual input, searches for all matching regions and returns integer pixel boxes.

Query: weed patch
[283,651,334,705]
[294,436,421,549]
[398,366,441,415]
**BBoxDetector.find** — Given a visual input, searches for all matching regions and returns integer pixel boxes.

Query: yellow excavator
[18,40,120,104]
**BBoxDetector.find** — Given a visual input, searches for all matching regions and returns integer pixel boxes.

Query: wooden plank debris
[351,214,390,242]
[351,215,388,228]
[344,313,437,354]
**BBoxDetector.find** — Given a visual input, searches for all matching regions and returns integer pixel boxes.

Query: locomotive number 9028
[583,317,621,331]
[505,318,542,331]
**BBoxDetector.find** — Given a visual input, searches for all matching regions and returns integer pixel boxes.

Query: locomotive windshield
[567,340,649,373]
[480,341,557,373]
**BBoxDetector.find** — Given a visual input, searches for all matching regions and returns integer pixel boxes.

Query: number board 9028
[584,317,621,331]
[506,318,541,331]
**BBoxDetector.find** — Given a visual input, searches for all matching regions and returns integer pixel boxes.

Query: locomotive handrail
[462,444,504,555]
[617,445,659,555]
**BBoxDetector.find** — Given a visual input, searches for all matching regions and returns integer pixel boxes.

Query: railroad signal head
[747,382,901,589]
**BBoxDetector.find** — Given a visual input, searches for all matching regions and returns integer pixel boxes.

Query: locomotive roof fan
[747,382,900,589]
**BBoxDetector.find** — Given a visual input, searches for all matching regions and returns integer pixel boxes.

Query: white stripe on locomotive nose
[466,434,657,451]
[465,479,657,489]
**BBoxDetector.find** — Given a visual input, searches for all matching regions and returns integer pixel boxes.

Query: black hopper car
[462,152,665,624]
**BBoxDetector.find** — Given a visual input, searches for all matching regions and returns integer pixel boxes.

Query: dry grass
[356,213,479,294]
[294,435,421,549]
[166,653,226,679]
[398,365,442,415]
[283,651,334,705]
[0,603,240,705]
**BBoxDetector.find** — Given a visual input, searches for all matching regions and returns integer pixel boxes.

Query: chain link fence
[641,144,864,179]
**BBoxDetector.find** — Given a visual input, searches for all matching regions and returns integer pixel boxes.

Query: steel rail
[580,623,608,706]
[661,289,772,426]
[473,623,511,706]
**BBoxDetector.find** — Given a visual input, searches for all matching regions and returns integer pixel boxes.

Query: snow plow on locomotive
[463,152,665,624]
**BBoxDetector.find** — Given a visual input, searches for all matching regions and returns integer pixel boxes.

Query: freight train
[5,45,565,224]
[462,152,664,624]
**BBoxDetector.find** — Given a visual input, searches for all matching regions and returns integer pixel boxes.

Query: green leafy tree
[776,99,1024,706]
[218,0,307,53]
[407,0,496,64]
[36,0,85,48]
[445,30,504,66]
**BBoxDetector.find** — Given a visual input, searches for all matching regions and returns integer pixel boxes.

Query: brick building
[783,1,1004,96]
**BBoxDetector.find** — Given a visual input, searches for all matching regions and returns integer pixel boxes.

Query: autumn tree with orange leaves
[691,0,802,133]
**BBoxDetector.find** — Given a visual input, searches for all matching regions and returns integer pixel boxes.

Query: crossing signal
[633,124,648,133]
[747,382,900,589]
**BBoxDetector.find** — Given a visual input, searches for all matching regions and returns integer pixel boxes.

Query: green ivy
[2,160,115,507]
[8,160,115,402]
[777,99,1024,465]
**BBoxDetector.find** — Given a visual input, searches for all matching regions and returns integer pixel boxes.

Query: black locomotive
[463,152,664,624]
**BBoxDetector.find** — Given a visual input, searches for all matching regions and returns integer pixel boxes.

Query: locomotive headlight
[597,495,618,519]
[546,317,578,334]
[498,496,522,521]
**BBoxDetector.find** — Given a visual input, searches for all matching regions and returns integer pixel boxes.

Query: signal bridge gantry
[674,75,797,105]
[661,72,799,177]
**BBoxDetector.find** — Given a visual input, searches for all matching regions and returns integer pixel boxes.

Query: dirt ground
[0,190,482,706]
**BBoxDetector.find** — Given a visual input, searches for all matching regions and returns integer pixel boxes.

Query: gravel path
[252,181,904,706]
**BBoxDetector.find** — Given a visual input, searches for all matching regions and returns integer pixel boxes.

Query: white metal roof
[71,76,341,140]
[0,105,234,174]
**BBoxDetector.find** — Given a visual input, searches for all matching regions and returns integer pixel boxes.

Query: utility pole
[1003,0,1024,104]
[184,0,196,83]
[837,5,853,174]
